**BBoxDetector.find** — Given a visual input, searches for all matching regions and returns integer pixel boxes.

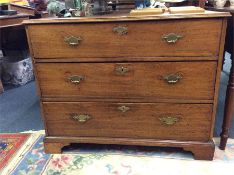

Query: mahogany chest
[24,11,229,160]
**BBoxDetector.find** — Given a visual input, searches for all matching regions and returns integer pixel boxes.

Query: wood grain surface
[28,19,222,58]
[43,102,212,141]
[24,14,228,160]
[23,10,230,25]
[0,14,29,28]
[44,136,215,160]
[36,61,217,100]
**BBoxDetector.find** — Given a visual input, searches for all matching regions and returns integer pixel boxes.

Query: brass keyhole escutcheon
[118,106,130,113]
[113,26,128,35]
[115,66,129,74]
[162,33,183,44]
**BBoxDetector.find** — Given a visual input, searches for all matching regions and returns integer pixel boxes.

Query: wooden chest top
[23,11,230,24]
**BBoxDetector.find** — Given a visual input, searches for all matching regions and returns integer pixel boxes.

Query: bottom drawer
[43,102,212,141]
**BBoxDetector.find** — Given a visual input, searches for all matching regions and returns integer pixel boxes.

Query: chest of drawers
[24,11,229,160]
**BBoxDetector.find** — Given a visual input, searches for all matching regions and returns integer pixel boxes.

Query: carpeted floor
[1,131,234,175]
[0,133,30,171]
[0,53,233,138]
[0,81,43,132]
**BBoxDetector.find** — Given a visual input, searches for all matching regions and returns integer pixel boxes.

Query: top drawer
[27,19,222,59]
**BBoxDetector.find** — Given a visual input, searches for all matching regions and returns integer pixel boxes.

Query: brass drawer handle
[71,114,91,123]
[162,33,183,43]
[68,75,84,84]
[118,106,130,113]
[115,66,129,74]
[113,26,128,35]
[163,73,182,84]
[159,116,179,125]
[64,36,82,46]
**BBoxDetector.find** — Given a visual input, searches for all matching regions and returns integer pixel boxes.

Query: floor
[0,53,233,138]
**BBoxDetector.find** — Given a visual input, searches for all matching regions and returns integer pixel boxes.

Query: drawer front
[36,62,217,100]
[43,102,212,141]
[28,19,222,59]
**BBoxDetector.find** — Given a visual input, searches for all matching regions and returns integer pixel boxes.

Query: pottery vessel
[213,0,227,7]
[230,0,234,7]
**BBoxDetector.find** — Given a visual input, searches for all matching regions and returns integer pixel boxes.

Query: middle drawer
[36,61,217,100]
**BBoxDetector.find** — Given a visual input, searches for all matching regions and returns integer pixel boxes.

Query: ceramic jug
[213,0,227,7]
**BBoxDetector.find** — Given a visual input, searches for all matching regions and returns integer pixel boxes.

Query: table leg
[220,55,234,150]
[0,80,3,93]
